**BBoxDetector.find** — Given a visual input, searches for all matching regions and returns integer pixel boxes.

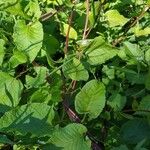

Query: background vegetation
[0,0,150,149]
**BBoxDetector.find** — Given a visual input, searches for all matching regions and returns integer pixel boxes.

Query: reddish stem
[83,0,90,40]
[64,9,74,54]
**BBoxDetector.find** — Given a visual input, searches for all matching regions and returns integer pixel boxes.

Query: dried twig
[15,69,29,79]
[40,11,57,22]
[85,0,107,38]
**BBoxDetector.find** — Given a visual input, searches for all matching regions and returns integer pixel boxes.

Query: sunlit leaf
[0,71,23,113]
[63,57,89,81]
[26,66,48,88]
[85,36,118,65]
[51,123,91,150]
[13,20,43,62]
[75,79,106,120]
[9,50,27,68]
[105,10,128,27]
[61,23,77,40]
[0,39,5,66]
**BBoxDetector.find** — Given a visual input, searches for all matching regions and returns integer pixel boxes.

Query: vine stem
[81,114,87,123]
[64,7,74,54]
[112,5,150,46]
[40,10,57,21]
[70,0,90,90]
[82,0,90,40]
[85,0,103,38]
[49,55,75,76]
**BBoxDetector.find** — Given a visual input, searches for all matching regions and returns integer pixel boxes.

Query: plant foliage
[0,0,150,149]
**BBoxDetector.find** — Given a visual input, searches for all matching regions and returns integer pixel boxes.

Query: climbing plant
[0,0,150,149]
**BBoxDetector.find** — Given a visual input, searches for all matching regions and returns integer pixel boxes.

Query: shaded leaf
[41,143,61,150]
[0,135,13,145]
[108,93,126,111]
[112,145,129,150]
[120,119,150,144]
[135,95,150,116]
[43,34,59,55]
[0,103,55,136]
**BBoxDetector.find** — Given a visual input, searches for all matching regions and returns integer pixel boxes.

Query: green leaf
[51,123,91,150]
[62,57,89,81]
[29,87,51,104]
[0,0,41,19]
[76,39,92,49]
[112,145,129,150]
[134,27,150,37]
[13,20,43,62]
[0,0,26,17]
[43,34,59,55]
[0,103,55,136]
[0,135,13,144]
[134,139,148,150]
[123,41,143,61]
[102,65,115,79]
[75,79,106,120]
[48,73,62,103]
[145,49,150,64]
[43,34,59,67]
[41,143,61,150]
[26,66,48,88]
[145,69,150,90]
[61,23,77,40]
[9,50,27,68]
[24,0,41,19]
[108,93,126,111]
[46,0,63,6]
[85,36,118,65]
[0,71,23,113]
[126,72,145,84]
[105,10,128,27]
[135,95,150,116]
[0,39,5,66]
[120,119,150,144]
[85,36,105,52]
